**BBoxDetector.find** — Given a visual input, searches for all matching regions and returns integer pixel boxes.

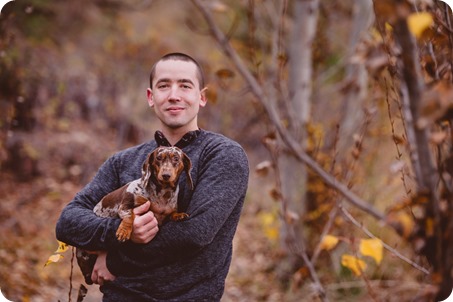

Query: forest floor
[0,122,285,302]
[0,123,432,302]
[0,168,285,302]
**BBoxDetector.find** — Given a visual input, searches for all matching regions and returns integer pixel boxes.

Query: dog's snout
[162,173,171,181]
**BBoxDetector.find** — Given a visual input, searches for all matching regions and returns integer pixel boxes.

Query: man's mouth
[166,107,184,113]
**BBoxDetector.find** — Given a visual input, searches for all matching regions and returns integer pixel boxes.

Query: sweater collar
[154,130,200,149]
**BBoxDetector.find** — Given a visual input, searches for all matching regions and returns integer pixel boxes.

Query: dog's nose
[162,173,171,181]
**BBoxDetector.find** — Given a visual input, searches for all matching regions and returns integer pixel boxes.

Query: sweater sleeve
[55,156,123,251]
[106,141,249,275]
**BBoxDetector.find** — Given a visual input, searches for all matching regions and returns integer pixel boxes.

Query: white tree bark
[338,0,374,152]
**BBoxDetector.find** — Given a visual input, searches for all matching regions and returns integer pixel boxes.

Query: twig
[286,222,328,301]
[339,205,430,275]
[68,246,75,302]
[312,110,371,265]
[443,3,453,82]
[384,78,411,196]
[393,9,436,193]
[191,2,328,300]
[191,0,386,224]
[310,123,340,264]
[326,279,432,291]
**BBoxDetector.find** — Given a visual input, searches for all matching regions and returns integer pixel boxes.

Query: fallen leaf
[430,131,447,145]
[259,212,276,226]
[264,227,279,241]
[44,254,64,267]
[320,235,339,251]
[341,254,367,276]
[284,209,300,224]
[55,241,69,253]
[360,238,383,265]
[255,160,273,177]
[387,212,415,238]
[269,188,282,201]
[425,218,434,237]
[392,134,406,145]
[215,68,235,79]
[407,12,433,38]
[259,211,279,241]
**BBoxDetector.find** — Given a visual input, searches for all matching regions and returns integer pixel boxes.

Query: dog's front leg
[170,212,189,222]
[115,192,136,242]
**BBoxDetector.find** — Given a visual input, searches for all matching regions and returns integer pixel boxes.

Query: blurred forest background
[1,0,453,301]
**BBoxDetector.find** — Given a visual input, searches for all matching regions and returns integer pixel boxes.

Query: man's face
[147,59,207,132]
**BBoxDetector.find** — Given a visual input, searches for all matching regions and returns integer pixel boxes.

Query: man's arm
[55,156,124,251]
[90,201,160,285]
[106,143,249,276]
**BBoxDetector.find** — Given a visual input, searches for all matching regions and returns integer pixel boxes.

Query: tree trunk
[277,0,320,278]
[338,0,374,152]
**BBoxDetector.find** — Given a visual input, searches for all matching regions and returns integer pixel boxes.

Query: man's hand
[91,251,116,285]
[130,201,159,244]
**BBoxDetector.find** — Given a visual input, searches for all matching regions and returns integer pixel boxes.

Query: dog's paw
[170,212,189,222]
[116,227,132,242]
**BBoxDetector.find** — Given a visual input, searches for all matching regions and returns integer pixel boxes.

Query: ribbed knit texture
[55,130,249,301]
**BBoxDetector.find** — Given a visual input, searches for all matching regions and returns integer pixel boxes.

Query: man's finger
[91,270,99,284]
[133,200,150,215]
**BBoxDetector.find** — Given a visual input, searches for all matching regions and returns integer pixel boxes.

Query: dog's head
[141,146,193,190]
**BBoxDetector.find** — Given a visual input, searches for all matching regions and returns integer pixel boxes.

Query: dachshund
[76,146,193,284]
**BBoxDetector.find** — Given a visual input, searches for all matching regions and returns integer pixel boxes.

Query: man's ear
[147,88,154,107]
[199,87,208,107]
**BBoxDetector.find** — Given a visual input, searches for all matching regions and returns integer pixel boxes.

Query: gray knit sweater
[55,130,249,301]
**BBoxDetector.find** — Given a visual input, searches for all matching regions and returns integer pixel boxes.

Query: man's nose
[168,85,181,101]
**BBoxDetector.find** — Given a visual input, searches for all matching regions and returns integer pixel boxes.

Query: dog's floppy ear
[182,153,194,190]
[141,150,156,188]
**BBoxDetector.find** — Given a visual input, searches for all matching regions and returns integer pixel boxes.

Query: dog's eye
[156,155,163,161]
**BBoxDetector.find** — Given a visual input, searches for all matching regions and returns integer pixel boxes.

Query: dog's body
[76,146,193,284]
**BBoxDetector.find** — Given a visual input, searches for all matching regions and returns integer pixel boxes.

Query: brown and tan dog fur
[77,146,193,284]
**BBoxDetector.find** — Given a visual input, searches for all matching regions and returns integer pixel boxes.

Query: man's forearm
[56,201,122,250]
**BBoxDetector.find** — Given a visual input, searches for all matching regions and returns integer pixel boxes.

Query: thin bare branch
[340,205,430,275]
[191,0,387,224]
[393,11,436,193]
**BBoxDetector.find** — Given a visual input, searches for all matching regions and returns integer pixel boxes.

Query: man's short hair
[149,52,205,90]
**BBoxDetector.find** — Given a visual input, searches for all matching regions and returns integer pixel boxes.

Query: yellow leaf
[320,235,339,251]
[359,238,383,265]
[387,212,415,238]
[44,254,64,267]
[341,254,367,276]
[264,227,279,240]
[259,212,276,226]
[55,241,69,253]
[259,211,279,241]
[426,218,434,237]
[407,12,433,38]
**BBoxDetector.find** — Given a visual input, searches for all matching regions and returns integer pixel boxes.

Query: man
[56,52,249,301]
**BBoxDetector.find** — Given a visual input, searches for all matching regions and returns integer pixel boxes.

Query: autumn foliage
[1,0,453,301]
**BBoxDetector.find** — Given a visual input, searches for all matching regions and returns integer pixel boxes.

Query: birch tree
[192,0,451,300]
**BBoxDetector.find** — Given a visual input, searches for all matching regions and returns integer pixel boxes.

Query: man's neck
[161,127,197,146]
